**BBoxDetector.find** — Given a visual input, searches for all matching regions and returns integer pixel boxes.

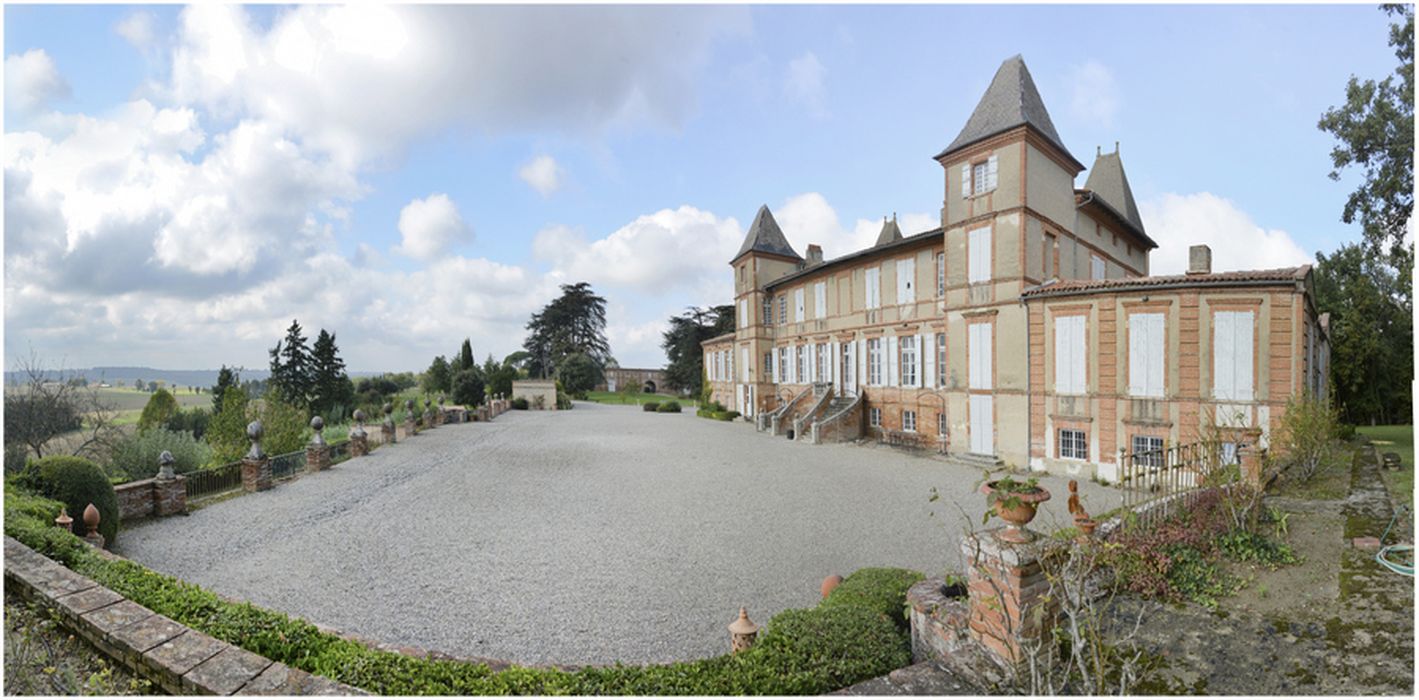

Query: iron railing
[1117,440,1234,525]
[185,461,243,501]
[329,439,352,464]
[268,449,306,481]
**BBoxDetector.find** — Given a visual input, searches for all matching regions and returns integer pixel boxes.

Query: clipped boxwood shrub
[820,567,926,630]
[24,456,120,546]
[657,401,682,413]
[642,402,660,412]
[511,397,529,410]
[108,428,212,481]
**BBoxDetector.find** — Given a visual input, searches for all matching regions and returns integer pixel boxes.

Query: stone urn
[981,480,1051,543]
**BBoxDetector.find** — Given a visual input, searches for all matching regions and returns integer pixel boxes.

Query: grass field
[1358,424,1414,508]
[582,390,698,407]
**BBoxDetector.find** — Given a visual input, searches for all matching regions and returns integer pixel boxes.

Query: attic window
[961,155,999,197]
[972,162,991,195]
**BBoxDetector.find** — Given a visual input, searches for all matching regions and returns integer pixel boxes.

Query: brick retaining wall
[3,536,362,695]
[113,477,187,521]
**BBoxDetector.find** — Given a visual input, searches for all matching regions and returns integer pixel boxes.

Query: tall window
[869,407,882,427]
[938,412,947,438]
[762,296,772,325]
[968,227,991,284]
[1128,312,1166,398]
[763,352,773,380]
[936,333,947,387]
[1132,435,1164,468]
[841,342,854,388]
[936,253,945,296]
[865,267,881,309]
[868,338,883,385]
[1090,255,1106,280]
[1054,315,1087,395]
[1213,311,1255,401]
[968,323,992,390]
[814,282,827,319]
[738,300,747,328]
[794,288,806,322]
[960,155,998,197]
[903,410,917,432]
[900,335,918,386]
[777,347,788,383]
[816,344,828,380]
[896,258,916,305]
[778,295,787,325]
[727,350,734,382]
[1059,429,1088,460]
[796,345,807,383]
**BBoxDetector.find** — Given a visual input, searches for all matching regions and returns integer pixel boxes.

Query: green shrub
[710,411,741,421]
[108,428,212,481]
[642,402,660,412]
[5,442,29,475]
[1217,530,1299,567]
[250,397,308,456]
[511,397,529,410]
[1337,423,1358,441]
[136,389,179,433]
[205,387,251,465]
[657,401,682,413]
[820,567,925,630]
[25,456,119,545]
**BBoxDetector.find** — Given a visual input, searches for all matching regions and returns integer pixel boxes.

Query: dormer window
[961,155,999,197]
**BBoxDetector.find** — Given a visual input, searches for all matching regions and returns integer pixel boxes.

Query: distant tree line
[661,305,734,397]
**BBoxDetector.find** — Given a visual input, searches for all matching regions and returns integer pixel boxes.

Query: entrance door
[969,394,994,455]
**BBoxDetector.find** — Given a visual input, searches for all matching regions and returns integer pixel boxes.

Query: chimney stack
[806,244,823,265]
[1187,245,1212,275]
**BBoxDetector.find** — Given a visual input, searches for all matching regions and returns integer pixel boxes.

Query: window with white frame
[903,410,917,432]
[778,295,787,325]
[1090,254,1106,281]
[936,253,945,296]
[762,296,772,325]
[869,407,881,427]
[1059,429,1088,460]
[1213,311,1255,401]
[968,323,992,390]
[1220,442,1239,465]
[794,288,805,322]
[841,342,854,387]
[896,258,916,305]
[763,352,773,379]
[814,282,827,319]
[938,412,947,438]
[777,347,788,383]
[1128,312,1166,398]
[1132,435,1164,468]
[816,344,828,380]
[1054,314,1087,395]
[968,227,991,284]
[868,338,883,385]
[727,350,733,382]
[960,156,998,198]
[796,345,807,382]
[936,332,947,387]
[900,335,918,386]
[865,267,881,309]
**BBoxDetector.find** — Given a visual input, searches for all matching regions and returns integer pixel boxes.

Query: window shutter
[1214,312,1234,400]
[1235,312,1254,401]
[1128,314,1145,396]
[968,326,980,389]
[981,325,993,390]
[916,335,925,388]
[1072,317,1087,394]
[924,333,937,389]
[1147,314,1165,397]
[858,339,867,388]
[741,347,749,383]
[830,340,839,385]
[887,336,899,387]
[987,155,998,190]
[1056,317,1072,395]
[815,283,826,319]
[960,164,971,198]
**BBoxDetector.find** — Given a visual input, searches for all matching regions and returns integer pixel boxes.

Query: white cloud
[518,155,563,196]
[776,192,935,260]
[784,51,828,119]
[1138,192,1313,275]
[1066,60,1120,127]
[115,12,156,49]
[395,193,473,261]
[163,4,748,166]
[5,49,70,114]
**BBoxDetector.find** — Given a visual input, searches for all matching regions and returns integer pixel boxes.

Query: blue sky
[3,3,1399,372]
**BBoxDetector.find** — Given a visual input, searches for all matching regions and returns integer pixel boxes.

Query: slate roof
[1020,266,1311,299]
[936,55,1080,167]
[733,205,802,262]
[1083,150,1147,236]
[875,217,903,247]
[765,227,944,290]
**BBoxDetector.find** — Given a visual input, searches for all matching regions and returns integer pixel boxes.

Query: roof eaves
[1077,191,1157,249]
[765,228,944,290]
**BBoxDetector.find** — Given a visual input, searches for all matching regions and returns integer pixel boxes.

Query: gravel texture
[117,402,1122,666]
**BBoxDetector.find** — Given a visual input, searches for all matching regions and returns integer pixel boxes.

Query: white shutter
[830,340,839,386]
[924,333,937,389]
[1128,314,1146,396]
[741,347,749,383]
[811,345,819,383]
[896,258,915,304]
[794,289,805,322]
[1235,312,1254,401]
[815,283,826,319]
[1147,314,1165,397]
[887,336,899,386]
[979,325,993,390]
[970,324,991,390]
[1072,317,1087,394]
[916,335,925,388]
[987,154,998,190]
[968,326,980,389]
[859,339,867,388]
[1056,317,1072,395]
[1214,312,1235,400]
[968,227,991,283]
[960,163,971,198]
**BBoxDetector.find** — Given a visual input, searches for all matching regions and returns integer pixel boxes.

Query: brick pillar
[961,530,1058,668]
[152,476,187,516]
[306,445,330,473]
[382,420,395,444]
[350,431,369,457]
[242,456,272,492]
[1239,427,1265,487]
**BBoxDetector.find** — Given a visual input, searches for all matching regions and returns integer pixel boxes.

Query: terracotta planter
[981,481,1052,543]
[1074,516,1098,540]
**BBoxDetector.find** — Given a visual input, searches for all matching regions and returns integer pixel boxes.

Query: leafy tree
[502,350,531,373]
[556,352,602,396]
[211,366,239,414]
[1318,4,1414,262]
[424,356,453,395]
[1313,243,1413,424]
[250,397,309,456]
[269,319,314,407]
[523,282,612,378]
[134,378,144,391]
[661,305,736,396]
[310,329,354,419]
[147,380,159,393]
[483,356,518,399]
[451,367,486,407]
[206,386,252,464]
[4,355,121,461]
[136,388,179,433]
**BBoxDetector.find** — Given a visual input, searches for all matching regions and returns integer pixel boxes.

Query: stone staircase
[946,452,1004,470]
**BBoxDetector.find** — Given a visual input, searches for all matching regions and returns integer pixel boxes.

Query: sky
[2,3,1401,373]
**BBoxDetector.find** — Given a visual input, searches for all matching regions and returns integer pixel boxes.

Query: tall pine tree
[310,329,353,418]
[523,282,612,378]
[211,366,239,415]
[457,338,475,373]
[269,320,314,407]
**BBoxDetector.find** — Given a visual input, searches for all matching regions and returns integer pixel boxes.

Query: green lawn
[93,386,209,412]
[1358,424,1414,508]
[583,390,698,407]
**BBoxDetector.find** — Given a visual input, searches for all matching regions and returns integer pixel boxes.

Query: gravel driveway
[117,402,1121,665]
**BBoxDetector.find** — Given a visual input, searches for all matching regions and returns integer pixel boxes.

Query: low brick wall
[113,477,187,521]
[4,536,362,695]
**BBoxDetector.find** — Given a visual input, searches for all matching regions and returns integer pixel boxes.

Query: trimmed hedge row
[696,408,741,421]
[4,485,917,695]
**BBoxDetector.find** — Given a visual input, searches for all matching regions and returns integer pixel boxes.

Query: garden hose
[1376,504,1414,577]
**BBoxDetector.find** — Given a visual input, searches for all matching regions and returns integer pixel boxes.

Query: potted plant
[980,474,1051,543]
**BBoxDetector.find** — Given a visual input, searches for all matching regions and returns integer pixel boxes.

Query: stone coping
[4,536,365,696]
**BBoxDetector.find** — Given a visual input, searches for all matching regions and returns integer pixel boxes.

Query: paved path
[117,403,1121,666]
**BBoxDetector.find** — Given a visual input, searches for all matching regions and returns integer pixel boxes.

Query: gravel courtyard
[117,402,1122,665]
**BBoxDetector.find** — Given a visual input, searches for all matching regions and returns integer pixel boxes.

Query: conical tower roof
[1084,148,1145,235]
[733,205,802,262]
[874,216,903,247]
[936,55,1079,168]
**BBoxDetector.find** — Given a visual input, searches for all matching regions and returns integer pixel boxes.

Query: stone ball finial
[83,503,100,535]
[311,415,325,432]
[157,450,176,480]
[383,402,393,416]
[246,420,266,460]
[353,409,366,425]
[425,398,432,408]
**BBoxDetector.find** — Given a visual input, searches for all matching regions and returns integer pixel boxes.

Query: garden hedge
[18,457,119,545]
[657,401,682,413]
[642,402,660,412]
[4,485,918,695]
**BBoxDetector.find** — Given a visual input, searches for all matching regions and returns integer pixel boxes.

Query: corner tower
[730,205,802,416]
